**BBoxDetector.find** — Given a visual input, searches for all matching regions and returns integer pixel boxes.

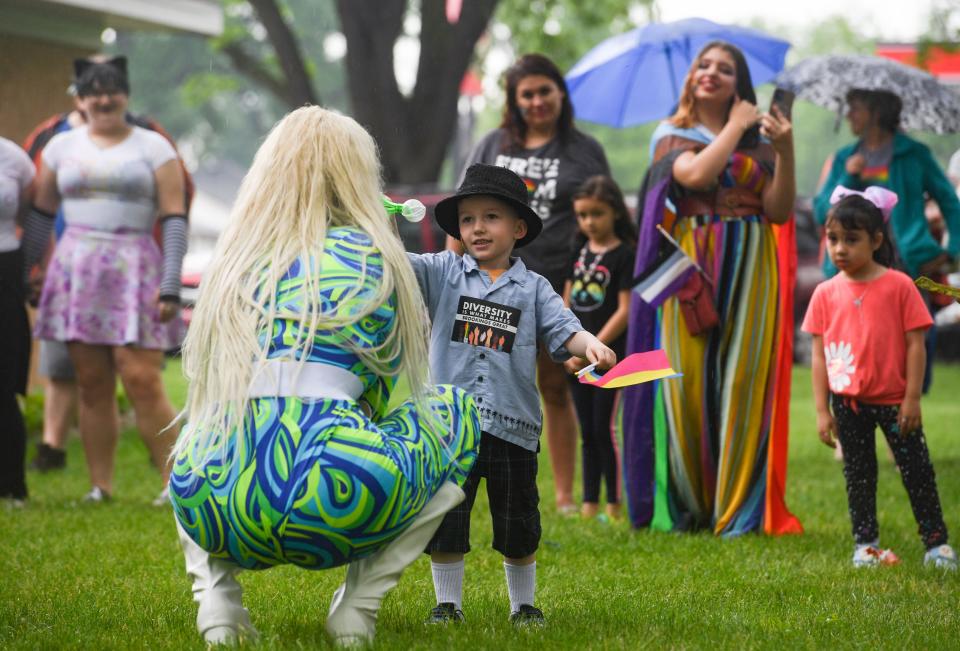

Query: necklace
[853,292,866,307]
[845,281,869,308]
[576,243,613,279]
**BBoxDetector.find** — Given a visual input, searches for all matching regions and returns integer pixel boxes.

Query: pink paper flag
[578,350,681,388]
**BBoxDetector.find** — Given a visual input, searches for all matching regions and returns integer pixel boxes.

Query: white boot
[176,520,258,645]
[326,482,465,646]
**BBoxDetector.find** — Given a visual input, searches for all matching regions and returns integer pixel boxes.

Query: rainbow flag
[916,275,960,300]
[578,350,681,388]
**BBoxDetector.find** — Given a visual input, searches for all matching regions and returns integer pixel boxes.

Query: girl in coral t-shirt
[802,186,955,570]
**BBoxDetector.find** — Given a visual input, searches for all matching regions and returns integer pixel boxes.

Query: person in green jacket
[814,89,960,278]
[814,88,960,393]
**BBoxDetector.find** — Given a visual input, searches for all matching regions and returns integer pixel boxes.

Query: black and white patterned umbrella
[774,54,960,133]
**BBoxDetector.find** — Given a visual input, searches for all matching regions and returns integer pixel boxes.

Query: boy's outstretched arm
[564,331,616,370]
[406,250,451,311]
[810,335,837,448]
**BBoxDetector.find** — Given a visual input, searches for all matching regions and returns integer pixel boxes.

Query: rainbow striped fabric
[860,164,890,184]
[624,121,802,538]
[579,350,681,388]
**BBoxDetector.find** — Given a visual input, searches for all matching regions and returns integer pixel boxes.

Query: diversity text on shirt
[451,295,521,353]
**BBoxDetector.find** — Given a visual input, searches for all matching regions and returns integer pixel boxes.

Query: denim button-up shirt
[408,251,582,451]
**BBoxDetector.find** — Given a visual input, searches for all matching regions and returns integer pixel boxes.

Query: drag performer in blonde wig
[169,106,479,645]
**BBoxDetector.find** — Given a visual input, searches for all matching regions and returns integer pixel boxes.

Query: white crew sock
[431,560,465,609]
[504,561,536,613]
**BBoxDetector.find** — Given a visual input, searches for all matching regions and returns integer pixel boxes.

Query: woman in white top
[0,137,35,503]
[23,58,187,503]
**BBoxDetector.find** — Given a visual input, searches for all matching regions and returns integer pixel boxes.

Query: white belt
[65,210,154,233]
[248,360,363,401]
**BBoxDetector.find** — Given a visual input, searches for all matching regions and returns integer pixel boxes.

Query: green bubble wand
[382,196,426,222]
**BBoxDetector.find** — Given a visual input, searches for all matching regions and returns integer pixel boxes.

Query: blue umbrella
[566,18,791,128]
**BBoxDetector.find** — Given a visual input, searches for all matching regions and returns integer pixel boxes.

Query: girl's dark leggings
[569,379,620,504]
[832,393,948,549]
[0,389,28,500]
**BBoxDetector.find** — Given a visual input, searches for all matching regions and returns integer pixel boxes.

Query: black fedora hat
[434,163,542,248]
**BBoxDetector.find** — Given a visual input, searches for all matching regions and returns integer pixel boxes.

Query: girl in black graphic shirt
[563,176,637,521]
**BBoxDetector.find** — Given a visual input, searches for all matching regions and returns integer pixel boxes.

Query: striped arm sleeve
[159,215,188,302]
[22,206,55,278]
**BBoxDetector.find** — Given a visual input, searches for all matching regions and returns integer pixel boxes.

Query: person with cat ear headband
[69,55,129,97]
[21,53,196,478]
[25,52,186,506]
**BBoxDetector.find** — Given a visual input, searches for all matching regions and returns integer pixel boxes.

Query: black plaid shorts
[426,431,541,558]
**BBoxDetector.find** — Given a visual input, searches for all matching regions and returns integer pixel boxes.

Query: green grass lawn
[2,361,959,649]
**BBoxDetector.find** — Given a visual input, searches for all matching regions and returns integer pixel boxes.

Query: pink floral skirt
[34,226,182,350]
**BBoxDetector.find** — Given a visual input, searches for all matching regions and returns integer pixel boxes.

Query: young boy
[406,164,616,625]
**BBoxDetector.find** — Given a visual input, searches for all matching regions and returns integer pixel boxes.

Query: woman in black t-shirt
[562,176,636,521]
[452,54,610,513]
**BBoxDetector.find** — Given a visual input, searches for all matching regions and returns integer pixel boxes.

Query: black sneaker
[426,602,465,624]
[30,443,66,472]
[509,604,545,628]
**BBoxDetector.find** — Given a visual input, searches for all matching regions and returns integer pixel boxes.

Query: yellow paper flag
[915,276,960,301]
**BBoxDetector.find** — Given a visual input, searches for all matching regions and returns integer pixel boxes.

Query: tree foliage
[491,0,652,71]
[115,3,960,194]
[334,0,499,184]
[117,0,650,184]
[114,0,346,168]
[124,0,501,184]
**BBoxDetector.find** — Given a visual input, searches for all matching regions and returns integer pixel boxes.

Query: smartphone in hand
[770,87,795,120]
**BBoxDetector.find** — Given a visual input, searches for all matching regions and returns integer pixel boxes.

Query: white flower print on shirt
[824,341,856,392]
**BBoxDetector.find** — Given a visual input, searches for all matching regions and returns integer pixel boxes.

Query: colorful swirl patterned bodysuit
[171,227,479,570]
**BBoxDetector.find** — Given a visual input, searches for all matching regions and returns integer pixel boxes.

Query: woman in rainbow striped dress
[169,107,479,646]
[623,41,802,537]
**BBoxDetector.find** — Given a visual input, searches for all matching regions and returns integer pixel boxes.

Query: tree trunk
[248,0,318,107]
[337,0,498,184]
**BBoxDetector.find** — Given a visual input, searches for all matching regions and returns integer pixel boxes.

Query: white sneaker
[152,485,170,508]
[923,544,958,570]
[82,486,111,504]
[852,543,900,567]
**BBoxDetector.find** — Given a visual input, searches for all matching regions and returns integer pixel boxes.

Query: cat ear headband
[73,55,128,82]
[829,185,898,222]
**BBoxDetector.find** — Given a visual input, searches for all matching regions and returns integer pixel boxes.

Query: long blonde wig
[172,106,432,463]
